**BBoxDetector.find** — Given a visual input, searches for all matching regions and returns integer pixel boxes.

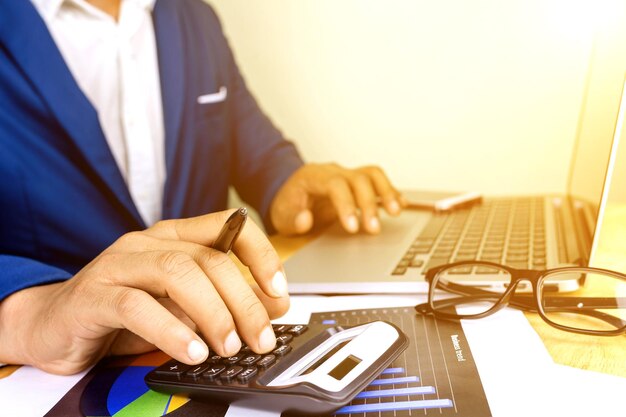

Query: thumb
[270,186,314,235]
[293,210,314,234]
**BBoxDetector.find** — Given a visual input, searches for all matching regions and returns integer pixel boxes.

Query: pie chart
[45,351,227,417]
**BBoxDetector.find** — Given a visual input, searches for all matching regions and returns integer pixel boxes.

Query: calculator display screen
[328,355,362,380]
[299,340,351,376]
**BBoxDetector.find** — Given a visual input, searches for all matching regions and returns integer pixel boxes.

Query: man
[0,0,403,375]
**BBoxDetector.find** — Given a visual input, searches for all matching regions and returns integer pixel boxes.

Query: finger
[150,242,278,353]
[349,173,381,234]
[100,287,209,365]
[251,283,290,320]
[199,255,276,354]
[109,329,156,356]
[270,186,314,236]
[230,222,289,300]
[326,176,360,233]
[362,166,403,215]
[159,297,197,331]
[105,245,277,355]
[144,212,288,300]
[97,250,241,357]
[145,211,234,245]
[108,295,199,356]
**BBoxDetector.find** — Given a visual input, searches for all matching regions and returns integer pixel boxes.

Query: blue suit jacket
[0,0,303,300]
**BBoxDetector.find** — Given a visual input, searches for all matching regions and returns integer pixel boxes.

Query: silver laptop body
[285,76,626,294]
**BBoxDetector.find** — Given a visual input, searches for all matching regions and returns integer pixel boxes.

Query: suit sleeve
[0,255,71,301]
[204,7,305,233]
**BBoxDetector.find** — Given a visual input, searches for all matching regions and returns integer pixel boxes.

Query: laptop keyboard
[392,197,547,275]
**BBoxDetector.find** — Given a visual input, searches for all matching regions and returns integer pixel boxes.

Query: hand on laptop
[270,163,405,235]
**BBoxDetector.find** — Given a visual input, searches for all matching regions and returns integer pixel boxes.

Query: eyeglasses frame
[419,260,626,336]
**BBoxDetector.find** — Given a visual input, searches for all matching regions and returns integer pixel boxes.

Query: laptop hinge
[552,197,581,266]
[560,196,592,266]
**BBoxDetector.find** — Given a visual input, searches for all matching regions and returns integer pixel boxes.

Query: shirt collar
[30,0,156,21]
[135,0,157,11]
[30,0,64,21]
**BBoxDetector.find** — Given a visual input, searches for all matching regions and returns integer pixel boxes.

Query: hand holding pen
[213,207,248,253]
[2,208,290,375]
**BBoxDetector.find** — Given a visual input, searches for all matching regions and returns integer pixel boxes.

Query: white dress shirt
[31,0,165,226]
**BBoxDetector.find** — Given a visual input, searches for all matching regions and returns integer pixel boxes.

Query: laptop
[285,74,626,294]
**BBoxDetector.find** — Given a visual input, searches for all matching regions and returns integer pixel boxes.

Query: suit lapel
[0,1,144,227]
[153,0,186,219]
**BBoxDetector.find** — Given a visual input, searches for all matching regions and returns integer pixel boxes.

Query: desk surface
[265,205,626,379]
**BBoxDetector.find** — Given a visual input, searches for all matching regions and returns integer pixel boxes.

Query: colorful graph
[310,307,492,417]
[45,307,490,417]
[45,351,227,417]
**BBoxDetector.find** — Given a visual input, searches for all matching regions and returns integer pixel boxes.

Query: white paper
[1,294,623,417]
[0,365,87,417]
[460,308,556,417]
[548,364,626,417]
[273,294,424,325]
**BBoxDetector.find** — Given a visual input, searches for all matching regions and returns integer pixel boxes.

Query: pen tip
[238,207,248,216]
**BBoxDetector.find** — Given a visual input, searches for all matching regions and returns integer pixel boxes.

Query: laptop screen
[566,74,626,242]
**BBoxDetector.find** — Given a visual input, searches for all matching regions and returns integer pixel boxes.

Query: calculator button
[207,354,223,363]
[257,354,276,369]
[186,364,210,378]
[154,361,191,377]
[273,345,292,357]
[288,325,308,336]
[224,354,244,365]
[272,324,291,334]
[220,366,244,382]
[202,365,226,381]
[239,354,261,366]
[237,367,258,383]
[276,334,293,345]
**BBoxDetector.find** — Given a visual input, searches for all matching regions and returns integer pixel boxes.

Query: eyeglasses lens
[433,263,512,316]
[540,270,626,333]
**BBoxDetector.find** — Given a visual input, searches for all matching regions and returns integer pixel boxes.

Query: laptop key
[411,245,432,254]
[448,266,473,274]
[424,257,449,271]
[409,258,424,267]
[432,249,453,258]
[392,267,407,275]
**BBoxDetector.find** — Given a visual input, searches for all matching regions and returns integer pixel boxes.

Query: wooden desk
[526,205,626,378]
[262,205,626,379]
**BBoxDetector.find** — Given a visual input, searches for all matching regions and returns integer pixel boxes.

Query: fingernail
[272,270,289,297]
[347,215,359,233]
[295,210,313,233]
[187,339,208,363]
[259,325,276,352]
[224,330,241,356]
[389,200,400,214]
[369,217,381,232]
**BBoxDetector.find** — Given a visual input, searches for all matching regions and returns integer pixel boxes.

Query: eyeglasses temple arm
[513,295,625,310]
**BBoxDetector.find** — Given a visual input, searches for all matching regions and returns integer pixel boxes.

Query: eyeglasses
[415,261,626,336]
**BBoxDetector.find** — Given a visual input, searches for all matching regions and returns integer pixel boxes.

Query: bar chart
[310,307,491,417]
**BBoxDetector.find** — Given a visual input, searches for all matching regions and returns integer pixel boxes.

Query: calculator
[145,320,408,415]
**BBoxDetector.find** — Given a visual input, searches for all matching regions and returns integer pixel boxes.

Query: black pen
[213,207,248,253]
